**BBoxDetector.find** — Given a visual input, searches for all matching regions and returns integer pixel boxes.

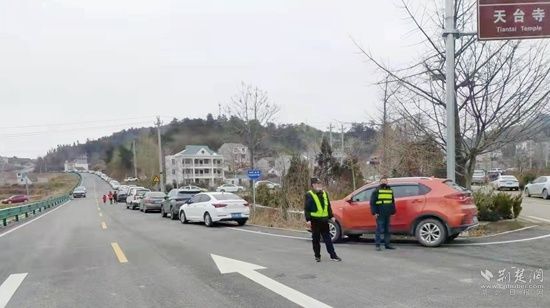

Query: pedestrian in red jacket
[102,195,107,204]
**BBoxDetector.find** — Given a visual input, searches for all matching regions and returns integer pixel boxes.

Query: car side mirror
[346,198,353,204]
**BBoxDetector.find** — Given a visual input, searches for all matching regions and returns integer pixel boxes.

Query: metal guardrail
[0,172,82,227]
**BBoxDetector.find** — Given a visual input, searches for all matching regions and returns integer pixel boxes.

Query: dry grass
[0,173,79,209]
[467,220,530,237]
[249,206,307,230]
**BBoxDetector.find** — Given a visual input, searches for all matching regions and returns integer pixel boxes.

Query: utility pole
[444,0,457,182]
[382,75,389,174]
[328,123,333,148]
[340,124,345,165]
[155,116,165,192]
[132,140,138,179]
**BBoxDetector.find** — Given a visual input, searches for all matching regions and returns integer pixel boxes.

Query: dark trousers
[375,215,391,247]
[311,219,337,258]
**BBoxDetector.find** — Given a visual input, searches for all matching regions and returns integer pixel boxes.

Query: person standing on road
[108,191,113,204]
[102,194,107,204]
[113,191,118,204]
[370,177,396,251]
[304,177,342,262]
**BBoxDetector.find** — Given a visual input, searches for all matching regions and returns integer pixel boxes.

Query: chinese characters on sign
[479,267,544,297]
[478,0,550,40]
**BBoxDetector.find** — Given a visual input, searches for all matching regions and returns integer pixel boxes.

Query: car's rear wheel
[161,207,167,218]
[170,206,178,220]
[236,219,247,226]
[415,218,447,247]
[543,189,549,200]
[180,210,188,224]
[525,188,531,197]
[328,220,342,243]
[204,212,214,227]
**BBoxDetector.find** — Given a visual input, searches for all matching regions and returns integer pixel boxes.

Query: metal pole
[445,0,456,182]
[340,124,345,165]
[132,140,138,179]
[156,116,165,192]
[252,180,256,208]
[24,173,29,197]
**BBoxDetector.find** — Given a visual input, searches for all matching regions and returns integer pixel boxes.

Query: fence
[0,172,82,227]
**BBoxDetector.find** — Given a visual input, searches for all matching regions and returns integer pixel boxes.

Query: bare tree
[357,0,550,187]
[226,83,280,170]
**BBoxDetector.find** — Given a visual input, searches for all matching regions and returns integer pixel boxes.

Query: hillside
[35,114,378,179]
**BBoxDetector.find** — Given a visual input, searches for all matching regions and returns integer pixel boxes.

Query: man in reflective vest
[304,177,342,262]
[370,177,397,251]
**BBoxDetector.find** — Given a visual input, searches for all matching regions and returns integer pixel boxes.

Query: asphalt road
[1,174,549,308]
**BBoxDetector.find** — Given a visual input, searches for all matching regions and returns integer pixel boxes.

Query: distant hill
[35,114,379,179]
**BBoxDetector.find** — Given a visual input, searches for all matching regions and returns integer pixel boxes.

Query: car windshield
[212,193,242,201]
[136,190,150,196]
[178,191,200,199]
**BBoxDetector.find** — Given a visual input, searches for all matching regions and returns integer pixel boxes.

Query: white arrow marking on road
[0,273,28,308]
[211,254,332,308]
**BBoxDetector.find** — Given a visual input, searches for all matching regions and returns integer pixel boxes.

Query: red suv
[329,177,478,247]
[1,195,29,205]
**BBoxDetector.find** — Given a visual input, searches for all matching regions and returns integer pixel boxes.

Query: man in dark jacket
[304,178,342,262]
[370,177,396,251]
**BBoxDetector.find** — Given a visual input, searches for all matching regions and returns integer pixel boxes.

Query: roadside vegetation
[0,173,79,209]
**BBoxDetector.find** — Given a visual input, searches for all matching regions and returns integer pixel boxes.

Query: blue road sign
[247,169,261,180]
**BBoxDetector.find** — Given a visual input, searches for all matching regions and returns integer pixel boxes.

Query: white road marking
[211,254,331,308]
[0,201,71,239]
[474,225,538,238]
[228,227,309,241]
[247,223,310,234]
[526,216,550,224]
[0,273,28,308]
[452,233,550,246]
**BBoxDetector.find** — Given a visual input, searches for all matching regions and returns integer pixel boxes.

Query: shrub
[519,173,537,189]
[473,190,523,221]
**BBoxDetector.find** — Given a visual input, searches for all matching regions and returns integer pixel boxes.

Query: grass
[466,219,531,237]
[0,173,79,209]
[249,206,307,230]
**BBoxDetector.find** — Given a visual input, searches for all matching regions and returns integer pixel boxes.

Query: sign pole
[445,0,456,183]
[252,179,256,210]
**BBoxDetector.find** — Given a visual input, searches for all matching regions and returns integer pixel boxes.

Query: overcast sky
[0,0,435,158]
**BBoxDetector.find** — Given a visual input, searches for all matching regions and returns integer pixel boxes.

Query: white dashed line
[0,273,28,308]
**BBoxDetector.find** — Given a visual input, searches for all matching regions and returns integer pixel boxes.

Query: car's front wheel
[170,206,178,220]
[204,212,214,227]
[328,219,342,243]
[415,218,447,247]
[236,219,247,226]
[525,188,531,197]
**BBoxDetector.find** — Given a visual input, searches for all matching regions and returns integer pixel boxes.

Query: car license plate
[507,182,513,185]
[231,213,242,218]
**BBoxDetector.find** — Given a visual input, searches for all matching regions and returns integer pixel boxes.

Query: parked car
[110,180,120,190]
[491,175,520,191]
[328,177,478,247]
[254,180,281,189]
[216,184,244,193]
[126,187,150,210]
[1,195,29,204]
[525,176,550,199]
[179,192,249,227]
[161,188,202,220]
[471,170,487,185]
[139,192,166,213]
[72,186,87,198]
[180,185,207,192]
[116,185,130,202]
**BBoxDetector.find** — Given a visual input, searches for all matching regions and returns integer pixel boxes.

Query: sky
[0,0,435,158]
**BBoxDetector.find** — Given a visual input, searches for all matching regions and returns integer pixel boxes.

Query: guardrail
[0,172,82,227]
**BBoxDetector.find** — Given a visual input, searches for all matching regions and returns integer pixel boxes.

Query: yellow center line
[99,212,103,217]
[101,222,107,229]
[111,242,128,263]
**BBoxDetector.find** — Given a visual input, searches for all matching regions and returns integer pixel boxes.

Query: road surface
[0,174,548,307]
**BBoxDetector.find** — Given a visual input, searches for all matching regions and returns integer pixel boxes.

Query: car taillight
[444,193,471,202]
[213,203,227,208]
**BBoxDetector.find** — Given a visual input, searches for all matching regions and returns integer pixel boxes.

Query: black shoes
[315,257,321,262]
[330,256,342,262]
[385,246,396,250]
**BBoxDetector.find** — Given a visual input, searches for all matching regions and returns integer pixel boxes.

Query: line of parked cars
[524,175,550,199]
[93,174,251,227]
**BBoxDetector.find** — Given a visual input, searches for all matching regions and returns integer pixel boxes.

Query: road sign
[478,0,550,40]
[152,175,160,184]
[247,169,261,180]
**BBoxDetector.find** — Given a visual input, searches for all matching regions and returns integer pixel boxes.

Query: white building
[165,145,225,188]
[64,155,89,172]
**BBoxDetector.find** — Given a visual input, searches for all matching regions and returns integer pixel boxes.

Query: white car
[180,185,207,192]
[179,192,249,227]
[491,175,520,191]
[216,184,244,193]
[525,176,550,199]
[126,187,150,209]
[254,180,281,189]
[110,180,120,190]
